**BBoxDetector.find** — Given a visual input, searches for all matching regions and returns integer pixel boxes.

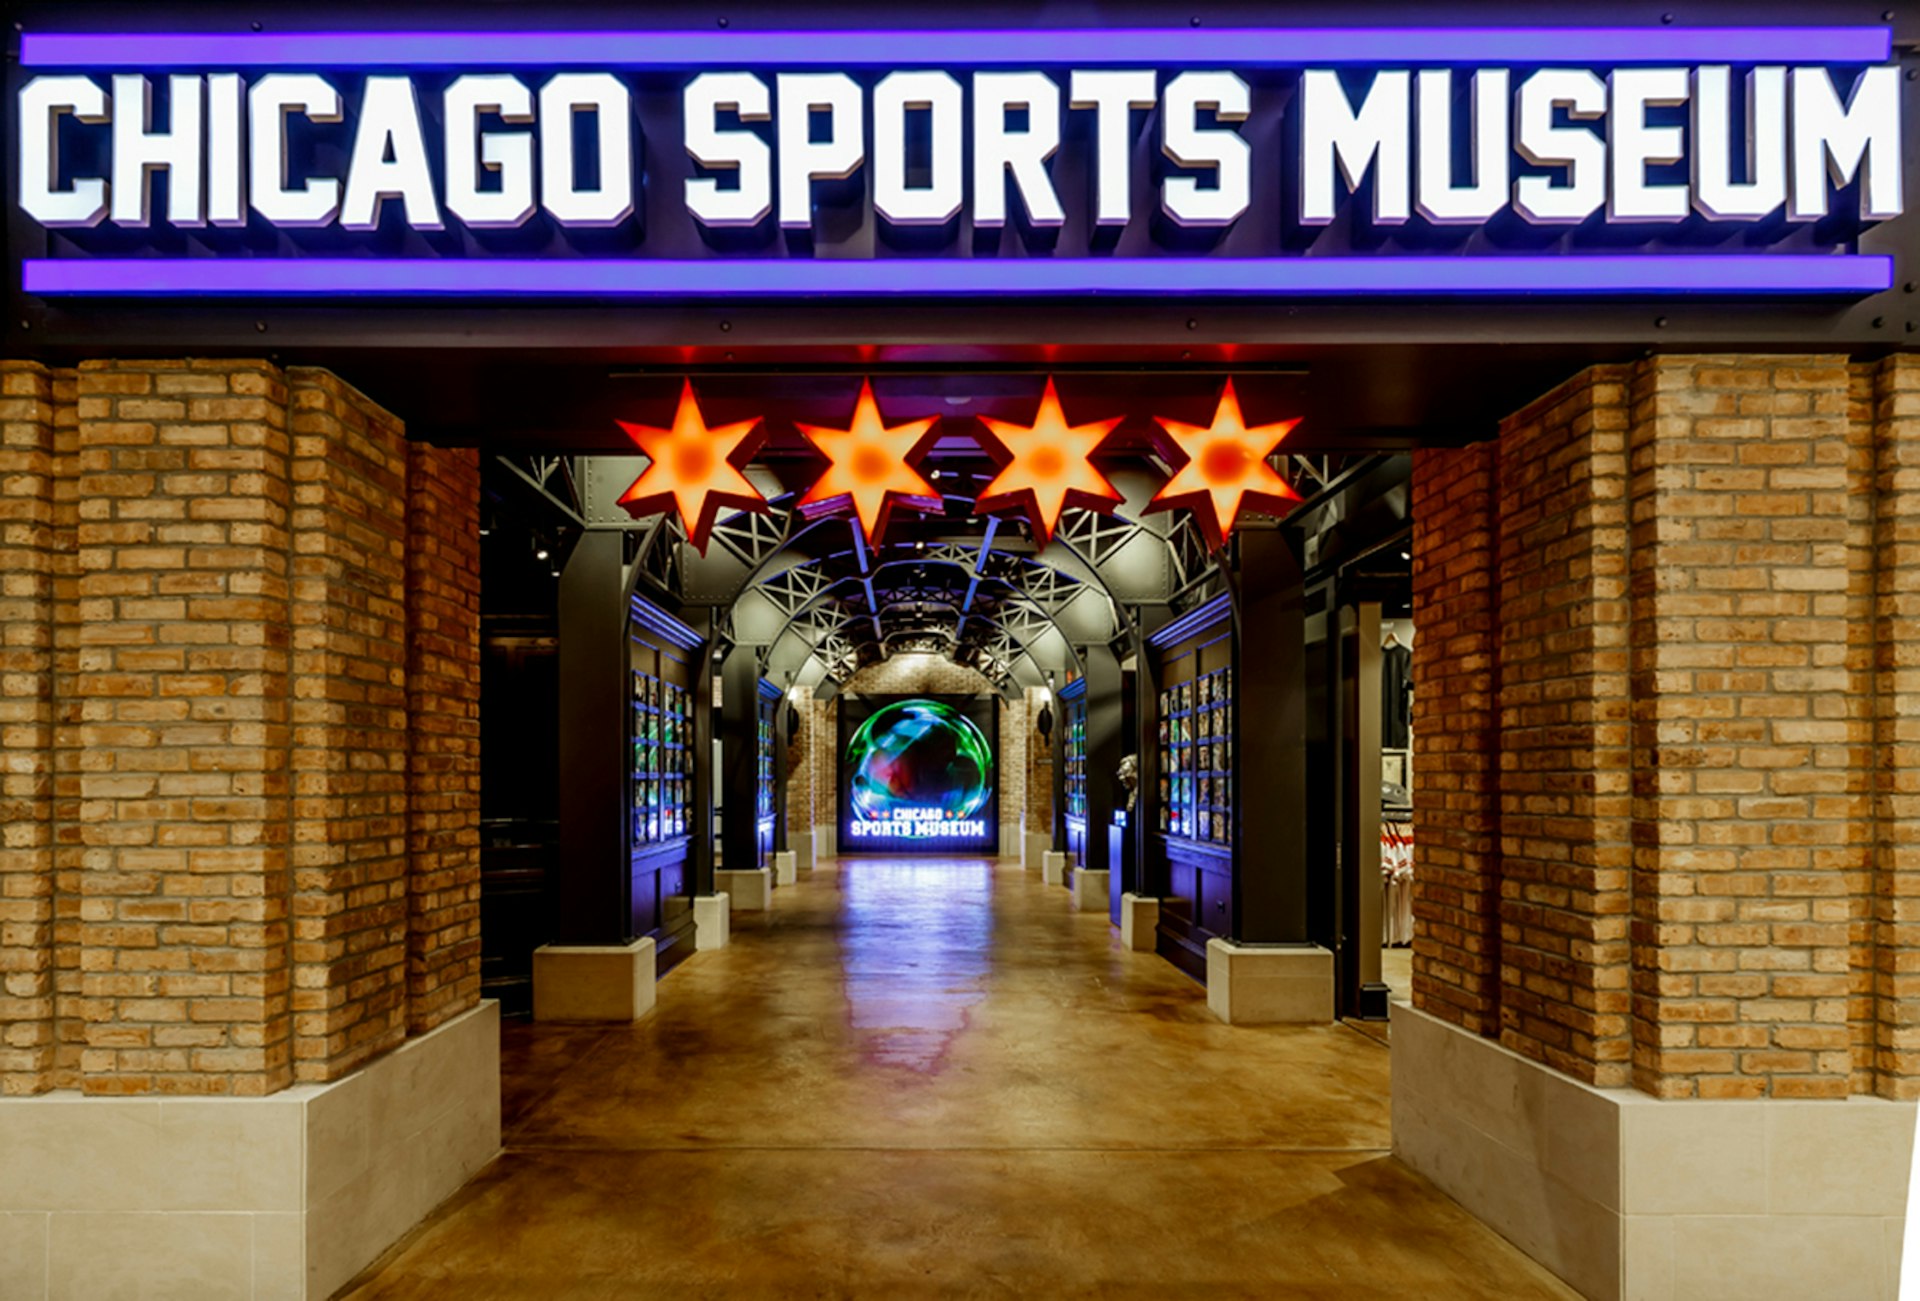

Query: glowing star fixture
[1147,378,1303,550]
[972,378,1124,548]
[614,379,769,555]
[796,379,942,545]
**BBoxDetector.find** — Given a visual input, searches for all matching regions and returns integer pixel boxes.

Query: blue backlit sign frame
[11,24,1909,301]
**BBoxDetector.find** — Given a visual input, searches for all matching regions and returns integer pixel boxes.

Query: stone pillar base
[693,893,730,950]
[1391,1004,1914,1301]
[1119,893,1159,951]
[1071,867,1110,912]
[715,866,771,911]
[793,830,816,872]
[1204,940,1333,1024]
[1022,832,1048,871]
[772,850,797,886]
[0,1002,500,1301]
[533,939,656,1022]
[812,823,837,860]
[1041,851,1068,885]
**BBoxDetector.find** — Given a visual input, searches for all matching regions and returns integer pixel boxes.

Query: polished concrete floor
[343,859,1575,1299]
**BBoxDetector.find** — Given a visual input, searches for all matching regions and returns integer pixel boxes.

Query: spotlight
[536,547,550,561]
[929,469,942,480]
[1400,551,1411,561]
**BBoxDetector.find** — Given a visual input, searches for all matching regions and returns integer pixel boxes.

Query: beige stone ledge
[1119,893,1159,952]
[1204,940,1334,1025]
[694,893,731,951]
[792,830,816,872]
[1390,1002,1916,1301]
[1023,832,1049,871]
[533,939,657,1021]
[812,823,838,859]
[1041,851,1068,885]
[1071,867,1110,913]
[715,866,771,911]
[0,1001,500,1301]
[772,850,797,886]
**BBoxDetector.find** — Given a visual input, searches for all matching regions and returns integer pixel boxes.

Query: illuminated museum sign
[847,811,991,841]
[840,697,997,854]
[12,26,1908,297]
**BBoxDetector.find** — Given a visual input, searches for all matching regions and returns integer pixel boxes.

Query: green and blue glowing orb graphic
[845,698,994,829]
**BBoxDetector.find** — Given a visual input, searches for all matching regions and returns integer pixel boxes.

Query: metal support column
[719,645,760,872]
[1082,644,1125,916]
[555,530,630,945]
[1232,529,1310,943]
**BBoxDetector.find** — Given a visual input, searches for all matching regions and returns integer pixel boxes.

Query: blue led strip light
[1148,593,1234,649]
[21,256,1894,298]
[1057,677,1089,701]
[629,595,704,651]
[18,26,1892,68]
[757,679,785,702]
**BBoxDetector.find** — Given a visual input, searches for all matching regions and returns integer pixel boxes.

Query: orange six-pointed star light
[615,379,769,555]
[1147,378,1302,550]
[795,379,942,545]
[972,377,1124,548]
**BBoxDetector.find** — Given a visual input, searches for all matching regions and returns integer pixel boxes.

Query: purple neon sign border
[17,26,1892,69]
[20,256,1893,299]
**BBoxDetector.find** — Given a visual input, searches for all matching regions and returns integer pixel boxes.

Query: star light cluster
[613,373,1303,555]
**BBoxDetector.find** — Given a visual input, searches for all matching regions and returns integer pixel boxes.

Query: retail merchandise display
[1158,667,1233,845]
[632,671,692,845]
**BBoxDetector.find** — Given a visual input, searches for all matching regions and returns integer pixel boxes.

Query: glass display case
[632,669,691,846]
[1064,695,1088,822]
[1157,666,1232,845]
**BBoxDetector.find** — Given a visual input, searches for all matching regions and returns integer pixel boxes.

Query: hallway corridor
[342,860,1573,1298]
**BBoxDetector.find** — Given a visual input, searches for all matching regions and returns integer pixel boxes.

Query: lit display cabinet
[1064,696,1088,823]
[1145,596,1235,981]
[631,670,691,847]
[1156,666,1232,845]
[754,678,782,866]
[627,595,702,973]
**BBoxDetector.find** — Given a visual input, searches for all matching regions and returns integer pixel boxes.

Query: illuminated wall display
[11,25,1907,297]
[839,696,999,854]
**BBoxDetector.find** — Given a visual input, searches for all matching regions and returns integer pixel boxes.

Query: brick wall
[1413,353,1917,1100]
[0,363,58,1095]
[403,441,482,1036]
[1495,370,1633,1086]
[1410,441,1501,1037]
[1868,355,1920,1100]
[0,358,480,1098]
[1025,686,1053,837]
[785,684,814,835]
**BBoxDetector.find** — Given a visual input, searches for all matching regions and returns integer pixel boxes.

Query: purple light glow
[18,26,1892,69]
[21,256,1894,299]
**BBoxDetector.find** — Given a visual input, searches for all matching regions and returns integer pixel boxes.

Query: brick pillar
[1871,354,1920,1099]
[1414,354,1911,1100]
[1026,688,1053,836]
[784,685,813,833]
[404,442,481,1035]
[1410,441,1501,1036]
[1626,356,1865,1100]
[0,363,58,1095]
[1001,695,1026,849]
[73,359,295,1096]
[287,370,411,1079]
[1494,369,1634,1085]
[0,357,481,1096]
